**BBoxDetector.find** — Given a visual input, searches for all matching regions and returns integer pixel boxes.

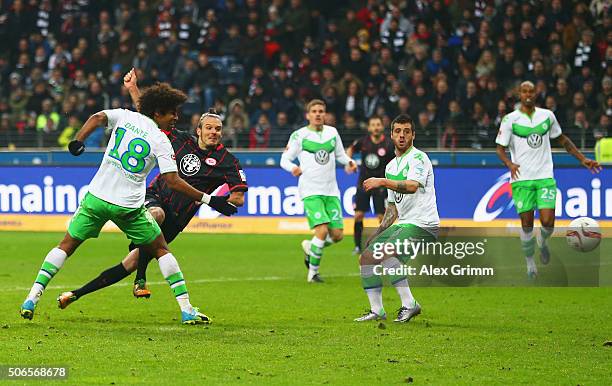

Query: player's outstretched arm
[365,203,398,247]
[363,177,419,194]
[496,144,520,180]
[123,68,141,111]
[556,134,602,174]
[68,111,108,156]
[161,172,238,216]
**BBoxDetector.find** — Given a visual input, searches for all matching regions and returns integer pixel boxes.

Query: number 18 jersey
[88,109,178,208]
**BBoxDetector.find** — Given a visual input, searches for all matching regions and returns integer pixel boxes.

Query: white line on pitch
[2,273,361,292]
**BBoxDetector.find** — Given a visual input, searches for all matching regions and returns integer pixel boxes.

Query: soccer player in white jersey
[20,82,236,324]
[496,81,601,278]
[280,99,357,282]
[354,114,439,323]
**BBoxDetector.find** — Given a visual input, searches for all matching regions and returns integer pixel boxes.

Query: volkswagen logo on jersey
[364,154,380,169]
[394,191,404,203]
[527,133,543,148]
[473,172,514,221]
[180,153,201,176]
[314,149,330,165]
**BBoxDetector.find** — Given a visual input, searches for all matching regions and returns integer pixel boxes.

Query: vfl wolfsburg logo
[394,191,404,203]
[180,153,201,176]
[527,133,543,149]
[364,154,380,169]
[315,149,330,165]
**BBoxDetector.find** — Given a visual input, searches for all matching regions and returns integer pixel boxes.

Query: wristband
[200,193,211,204]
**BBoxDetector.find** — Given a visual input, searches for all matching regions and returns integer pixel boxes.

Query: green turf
[0,231,610,384]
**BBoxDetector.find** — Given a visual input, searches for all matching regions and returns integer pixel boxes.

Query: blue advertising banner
[0,166,610,221]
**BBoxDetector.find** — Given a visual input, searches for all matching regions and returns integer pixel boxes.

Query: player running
[21,81,236,325]
[496,81,601,278]
[354,114,439,323]
[56,70,247,309]
[346,116,395,254]
[280,99,357,283]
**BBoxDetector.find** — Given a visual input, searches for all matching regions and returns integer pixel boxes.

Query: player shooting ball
[56,69,248,316]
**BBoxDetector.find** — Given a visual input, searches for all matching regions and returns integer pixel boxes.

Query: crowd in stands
[0,0,610,150]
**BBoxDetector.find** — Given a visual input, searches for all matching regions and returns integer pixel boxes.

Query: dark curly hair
[138,82,187,119]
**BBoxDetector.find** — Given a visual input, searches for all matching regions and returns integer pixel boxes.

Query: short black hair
[139,82,187,120]
[391,114,414,133]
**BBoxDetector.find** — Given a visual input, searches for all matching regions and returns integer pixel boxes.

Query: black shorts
[354,186,387,214]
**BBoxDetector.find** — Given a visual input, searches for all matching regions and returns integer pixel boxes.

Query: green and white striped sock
[158,253,191,312]
[27,248,67,304]
[308,237,325,274]
[520,228,536,258]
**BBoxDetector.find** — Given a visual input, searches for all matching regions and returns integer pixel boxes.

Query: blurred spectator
[57,116,81,149]
[0,0,609,150]
[225,99,249,148]
[249,114,272,148]
[273,111,292,147]
[440,122,458,149]
[36,99,59,147]
[569,110,593,149]
[593,114,610,143]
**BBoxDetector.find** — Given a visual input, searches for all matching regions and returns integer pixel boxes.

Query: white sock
[158,253,192,312]
[383,257,415,308]
[365,287,384,315]
[27,248,67,304]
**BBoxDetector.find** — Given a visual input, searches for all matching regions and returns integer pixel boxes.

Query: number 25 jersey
[88,109,178,208]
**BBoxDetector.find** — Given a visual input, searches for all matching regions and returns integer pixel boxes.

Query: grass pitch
[0,231,610,384]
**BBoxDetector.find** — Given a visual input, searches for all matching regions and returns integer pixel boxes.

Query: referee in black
[346,116,395,254]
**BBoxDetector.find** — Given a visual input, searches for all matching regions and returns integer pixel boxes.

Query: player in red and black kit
[56,71,247,313]
[346,116,395,254]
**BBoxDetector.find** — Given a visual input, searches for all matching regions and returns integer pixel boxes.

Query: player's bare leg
[21,234,83,319]
[537,209,555,265]
[519,211,538,278]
